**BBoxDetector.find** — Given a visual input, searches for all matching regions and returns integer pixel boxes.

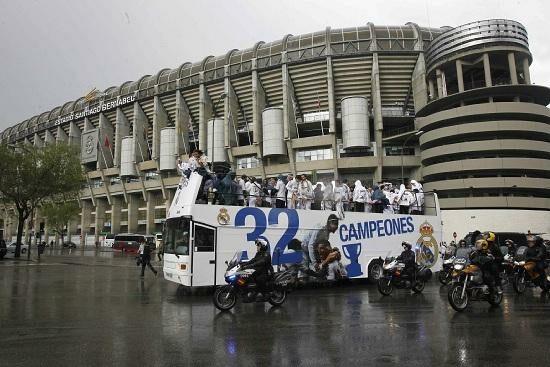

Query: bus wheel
[368,260,383,282]
[213,286,237,311]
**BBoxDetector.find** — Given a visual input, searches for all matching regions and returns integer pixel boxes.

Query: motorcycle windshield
[227,251,245,270]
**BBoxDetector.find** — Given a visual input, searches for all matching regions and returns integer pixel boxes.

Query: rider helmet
[475,239,489,252]
[255,238,268,252]
[484,231,496,244]
[526,235,536,247]
[401,241,412,250]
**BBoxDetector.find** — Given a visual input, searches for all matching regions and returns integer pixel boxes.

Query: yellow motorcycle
[512,246,549,294]
[447,254,503,312]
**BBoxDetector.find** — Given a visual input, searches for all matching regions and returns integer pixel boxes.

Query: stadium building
[1,19,549,245]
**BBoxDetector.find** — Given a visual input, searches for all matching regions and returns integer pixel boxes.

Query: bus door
[191,222,217,286]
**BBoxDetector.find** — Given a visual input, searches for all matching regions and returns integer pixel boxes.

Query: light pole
[400,130,423,185]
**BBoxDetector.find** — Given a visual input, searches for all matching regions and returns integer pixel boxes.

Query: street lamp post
[400,130,423,185]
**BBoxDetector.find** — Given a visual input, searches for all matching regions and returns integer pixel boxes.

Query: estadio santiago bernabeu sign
[54,94,136,126]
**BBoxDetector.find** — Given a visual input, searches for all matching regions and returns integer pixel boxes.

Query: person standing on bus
[298,174,313,210]
[352,180,367,212]
[139,242,158,277]
[333,180,345,217]
[286,174,298,209]
[275,175,287,208]
[247,177,262,207]
[342,179,352,211]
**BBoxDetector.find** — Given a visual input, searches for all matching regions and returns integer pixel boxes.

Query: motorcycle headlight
[454,264,464,270]
[225,274,238,283]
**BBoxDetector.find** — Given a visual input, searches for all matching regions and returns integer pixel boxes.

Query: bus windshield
[163,217,190,256]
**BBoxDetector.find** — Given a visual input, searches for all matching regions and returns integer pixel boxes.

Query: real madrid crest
[217,208,230,225]
[415,221,438,268]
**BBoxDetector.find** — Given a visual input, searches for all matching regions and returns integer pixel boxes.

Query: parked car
[7,242,29,254]
[62,242,77,249]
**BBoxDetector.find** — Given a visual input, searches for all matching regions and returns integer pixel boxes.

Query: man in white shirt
[342,179,351,212]
[286,174,298,209]
[247,177,262,207]
[297,174,313,210]
[275,175,287,208]
[238,175,247,206]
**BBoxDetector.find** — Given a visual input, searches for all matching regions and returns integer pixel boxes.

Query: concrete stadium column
[146,191,155,235]
[133,102,149,162]
[33,133,44,147]
[522,57,531,84]
[68,122,81,148]
[198,73,213,152]
[44,130,55,145]
[110,196,122,235]
[94,198,108,244]
[435,69,444,98]
[56,126,68,145]
[98,113,114,169]
[175,91,191,156]
[84,117,94,132]
[456,60,465,93]
[224,69,239,151]
[282,51,298,175]
[428,79,435,100]
[65,214,79,246]
[326,57,336,134]
[127,194,139,234]
[371,53,383,183]
[483,53,492,87]
[114,108,130,167]
[251,59,267,177]
[80,200,93,246]
[251,59,266,146]
[508,52,518,85]
[152,96,168,161]
[411,53,428,110]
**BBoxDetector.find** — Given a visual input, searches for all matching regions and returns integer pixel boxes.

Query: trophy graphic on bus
[342,242,363,277]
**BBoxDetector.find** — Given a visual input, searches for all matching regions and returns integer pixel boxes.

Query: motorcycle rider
[240,239,273,299]
[470,239,497,294]
[525,234,548,289]
[397,241,416,281]
[483,231,504,294]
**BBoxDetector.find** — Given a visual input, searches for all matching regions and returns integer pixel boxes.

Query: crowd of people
[176,151,426,215]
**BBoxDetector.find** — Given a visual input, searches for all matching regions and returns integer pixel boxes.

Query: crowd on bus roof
[176,150,425,215]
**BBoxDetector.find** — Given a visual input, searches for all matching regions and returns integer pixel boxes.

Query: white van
[104,233,115,248]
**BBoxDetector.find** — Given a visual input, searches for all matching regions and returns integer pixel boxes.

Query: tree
[40,199,80,246]
[0,143,85,257]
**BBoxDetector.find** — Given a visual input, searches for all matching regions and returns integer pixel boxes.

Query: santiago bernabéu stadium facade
[1,19,549,244]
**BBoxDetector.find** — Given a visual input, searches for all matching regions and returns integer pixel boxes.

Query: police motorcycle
[213,250,293,311]
[447,240,503,312]
[511,244,549,294]
[438,242,458,285]
[377,244,433,296]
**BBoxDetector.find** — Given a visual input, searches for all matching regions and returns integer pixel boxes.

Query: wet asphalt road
[1,249,550,367]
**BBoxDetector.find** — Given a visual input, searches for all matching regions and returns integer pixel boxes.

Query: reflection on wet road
[1,251,549,366]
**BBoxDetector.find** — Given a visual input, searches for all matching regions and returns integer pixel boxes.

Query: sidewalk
[0,247,161,268]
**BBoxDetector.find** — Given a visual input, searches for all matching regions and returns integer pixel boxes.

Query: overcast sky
[0,0,548,131]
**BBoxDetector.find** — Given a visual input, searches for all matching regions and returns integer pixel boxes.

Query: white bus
[163,173,443,287]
